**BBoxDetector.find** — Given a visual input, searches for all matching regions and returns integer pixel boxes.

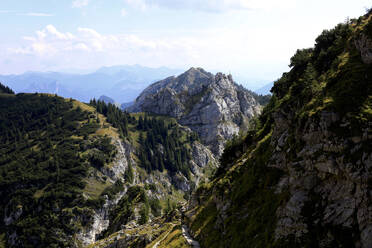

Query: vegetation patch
[0,93,118,247]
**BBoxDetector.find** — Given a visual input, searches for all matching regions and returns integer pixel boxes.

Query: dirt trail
[152,224,175,248]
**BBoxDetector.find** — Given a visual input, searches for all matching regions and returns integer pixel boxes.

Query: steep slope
[0,83,14,94]
[76,103,217,246]
[0,89,217,247]
[128,68,262,155]
[88,207,190,248]
[186,11,372,248]
[87,101,217,244]
[0,92,128,247]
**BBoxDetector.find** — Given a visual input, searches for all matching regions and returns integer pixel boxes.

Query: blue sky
[0,0,370,87]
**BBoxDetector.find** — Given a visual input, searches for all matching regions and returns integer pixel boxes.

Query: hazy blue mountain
[121,101,134,110]
[254,82,273,95]
[98,95,116,104]
[0,65,182,103]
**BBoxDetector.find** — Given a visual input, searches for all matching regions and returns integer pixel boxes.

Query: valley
[0,6,371,248]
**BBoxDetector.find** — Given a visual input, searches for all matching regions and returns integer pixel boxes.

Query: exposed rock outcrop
[271,110,372,247]
[127,68,261,156]
[76,139,134,246]
[101,139,135,181]
[354,33,372,64]
[76,191,126,246]
[78,134,217,246]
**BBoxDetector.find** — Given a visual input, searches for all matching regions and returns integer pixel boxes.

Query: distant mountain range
[0,65,272,105]
[254,82,273,95]
[0,65,182,103]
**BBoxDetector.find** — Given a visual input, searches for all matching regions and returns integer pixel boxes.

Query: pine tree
[138,116,144,130]
[124,161,134,184]
[138,132,144,145]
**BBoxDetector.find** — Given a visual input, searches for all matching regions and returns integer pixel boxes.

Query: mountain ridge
[128,67,262,155]
[0,88,218,247]
[0,65,182,103]
[185,10,372,248]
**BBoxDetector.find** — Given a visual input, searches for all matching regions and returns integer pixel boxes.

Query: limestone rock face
[270,109,372,248]
[76,136,217,247]
[128,68,261,156]
[76,138,133,246]
[355,33,372,64]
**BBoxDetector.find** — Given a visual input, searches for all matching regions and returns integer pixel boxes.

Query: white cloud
[10,25,177,57]
[7,24,207,71]
[78,27,101,38]
[46,25,75,40]
[72,0,89,8]
[121,8,127,16]
[7,23,292,80]
[124,0,295,12]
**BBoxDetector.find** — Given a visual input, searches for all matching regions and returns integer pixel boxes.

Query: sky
[0,0,371,87]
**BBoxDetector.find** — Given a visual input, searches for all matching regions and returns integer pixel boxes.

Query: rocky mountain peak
[127,68,262,155]
[181,67,212,81]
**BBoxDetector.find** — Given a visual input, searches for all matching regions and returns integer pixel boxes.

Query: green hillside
[91,99,201,180]
[0,92,208,247]
[0,83,14,94]
[0,93,118,247]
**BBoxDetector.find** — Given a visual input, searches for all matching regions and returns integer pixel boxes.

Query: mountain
[2,9,372,248]
[98,95,116,104]
[120,101,134,110]
[0,92,123,247]
[127,67,262,155]
[0,65,182,103]
[0,86,217,247]
[185,11,372,248]
[0,83,14,94]
[254,82,273,95]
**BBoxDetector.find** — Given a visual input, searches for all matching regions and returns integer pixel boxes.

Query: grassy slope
[89,212,189,248]
[0,93,121,247]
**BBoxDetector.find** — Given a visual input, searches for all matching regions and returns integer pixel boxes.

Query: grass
[33,185,49,199]
[0,93,16,98]
[201,162,216,180]
[127,128,146,148]
[83,177,112,200]
[71,99,96,113]
[360,96,372,120]
[95,127,119,139]
[188,122,285,248]
[156,225,189,248]
[70,135,84,140]
[0,233,5,248]
[88,218,184,248]
[71,99,120,140]
[189,200,219,247]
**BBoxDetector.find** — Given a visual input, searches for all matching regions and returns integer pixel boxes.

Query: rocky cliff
[186,11,372,248]
[127,68,262,156]
[74,107,218,246]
